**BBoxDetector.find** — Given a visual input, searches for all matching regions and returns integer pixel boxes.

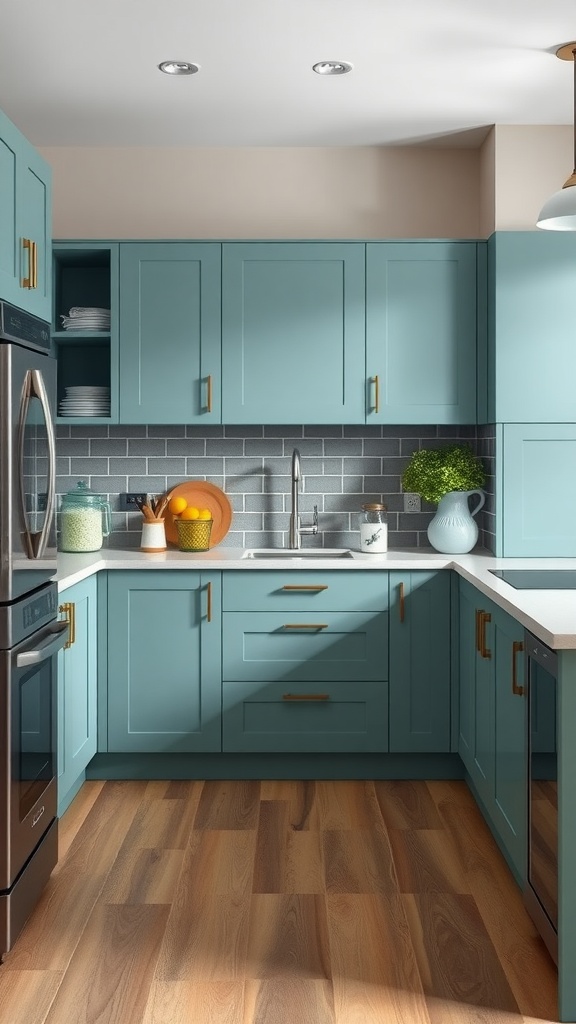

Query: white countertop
[51,546,576,650]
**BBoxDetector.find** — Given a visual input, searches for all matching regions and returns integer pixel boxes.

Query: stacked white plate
[58,386,111,417]
[60,306,111,331]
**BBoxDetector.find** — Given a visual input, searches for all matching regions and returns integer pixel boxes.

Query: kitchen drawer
[222,570,388,612]
[222,610,388,682]
[222,680,388,753]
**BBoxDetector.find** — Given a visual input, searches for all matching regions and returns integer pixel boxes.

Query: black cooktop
[489,569,576,590]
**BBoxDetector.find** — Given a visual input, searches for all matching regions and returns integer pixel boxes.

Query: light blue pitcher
[427,489,485,554]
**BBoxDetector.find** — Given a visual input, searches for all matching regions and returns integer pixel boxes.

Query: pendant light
[537,42,576,230]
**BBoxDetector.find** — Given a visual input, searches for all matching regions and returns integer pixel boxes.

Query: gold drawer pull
[283,693,330,701]
[283,623,328,630]
[206,374,213,413]
[282,585,328,592]
[22,238,35,289]
[206,581,212,623]
[373,374,380,414]
[512,640,525,696]
[479,611,491,659]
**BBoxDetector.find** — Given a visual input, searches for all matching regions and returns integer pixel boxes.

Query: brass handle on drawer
[371,374,380,414]
[32,240,38,288]
[479,611,491,659]
[22,238,35,289]
[399,581,405,623]
[512,640,525,696]
[283,693,330,701]
[282,585,328,592]
[206,581,212,623]
[58,601,75,648]
[206,374,213,413]
[283,623,328,630]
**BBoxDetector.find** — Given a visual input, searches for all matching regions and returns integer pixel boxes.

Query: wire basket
[176,518,213,552]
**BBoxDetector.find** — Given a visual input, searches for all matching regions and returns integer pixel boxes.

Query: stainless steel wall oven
[0,302,68,961]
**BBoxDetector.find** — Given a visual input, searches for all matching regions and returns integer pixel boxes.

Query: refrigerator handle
[18,368,56,559]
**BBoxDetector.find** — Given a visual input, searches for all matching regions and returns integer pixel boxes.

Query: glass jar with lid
[59,481,111,552]
[359,503,388,553]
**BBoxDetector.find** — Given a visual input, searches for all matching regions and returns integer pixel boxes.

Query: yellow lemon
[168,495,187,515]
[180,506,200,520]
[197,508,212,520]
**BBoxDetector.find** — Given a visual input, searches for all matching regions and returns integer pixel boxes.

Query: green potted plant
[402,443,486,553]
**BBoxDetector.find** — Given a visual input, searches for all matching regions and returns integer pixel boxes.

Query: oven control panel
[0,583,58,650]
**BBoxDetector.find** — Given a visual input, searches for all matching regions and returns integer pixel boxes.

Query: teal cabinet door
[119,243,221,424]
[389,571,451,752]
[0,107,51,320]
[492,604,527,881]
[222,243,366,423]
[107,571,221,752]
[366,242,477,424]
[501,424,576,556]
[57,576,98,814]
[489,232,576,422]
[458,579,527,883]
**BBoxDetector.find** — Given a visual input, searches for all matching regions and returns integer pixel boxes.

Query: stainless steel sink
[242,548,354,560]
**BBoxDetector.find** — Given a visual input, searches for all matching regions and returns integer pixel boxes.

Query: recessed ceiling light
[158,61,200,76]
[312,61,353,76]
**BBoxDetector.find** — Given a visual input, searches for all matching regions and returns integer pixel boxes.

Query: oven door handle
[17,368,57,559]
[16,620,69,667]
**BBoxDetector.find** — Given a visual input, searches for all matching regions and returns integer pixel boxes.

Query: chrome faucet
[289,448,318,549]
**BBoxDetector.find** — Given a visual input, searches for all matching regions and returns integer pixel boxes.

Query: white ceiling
[2,0,576,148]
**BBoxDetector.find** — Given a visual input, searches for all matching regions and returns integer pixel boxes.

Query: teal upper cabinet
[106,571,221,753]
[0,107,51,320]
[388,570,452,752]
[488,231,576,422]
[222,243,366,424]
[366,242,478,424]
[119,243,221,424]
[53,243,119,424]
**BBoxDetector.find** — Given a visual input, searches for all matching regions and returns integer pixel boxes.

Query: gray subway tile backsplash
[55,424,496,552]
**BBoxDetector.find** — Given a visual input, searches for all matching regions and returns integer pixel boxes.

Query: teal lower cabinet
[57,576,98,815]
[106,571,221,752]
[388,571,451,752]
[221,569,388,752]
[458,579,527,882]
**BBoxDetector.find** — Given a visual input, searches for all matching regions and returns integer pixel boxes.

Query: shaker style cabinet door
[119,243,221,424]
[0,107,51,321]
[388,570,451,752]
[488,231,576,422]
[57,575,98,815]
[366,242,477,424]
[106,571,221,752]
[221,243,366,424]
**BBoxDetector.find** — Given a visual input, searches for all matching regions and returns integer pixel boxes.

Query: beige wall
[493,125,573,230]
[479,128,496,237]
[40,145,481,240]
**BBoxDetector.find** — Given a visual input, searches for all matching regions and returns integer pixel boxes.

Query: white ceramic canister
[140,519,167,552]
[359,503,388,553]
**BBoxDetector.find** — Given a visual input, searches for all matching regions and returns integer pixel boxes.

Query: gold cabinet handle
[512,640,525,696]
[206,581,212,623]
[282,623,328,630]
[22,238,35,289]
[58,601,75,648]
[32,240,38,288]
[479,611,491,659]
[282,693,330,701]
[282,584,328,592]
[399,581,405,623]
[206,374,213,413]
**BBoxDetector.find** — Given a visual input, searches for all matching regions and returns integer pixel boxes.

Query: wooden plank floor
[0,779,559,1024]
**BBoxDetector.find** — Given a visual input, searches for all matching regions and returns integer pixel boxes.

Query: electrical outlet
[120,492,147,511]
[403,492,421,513]
[37,492,48,512]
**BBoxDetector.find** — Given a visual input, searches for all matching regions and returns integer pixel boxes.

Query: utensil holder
[176,518,213,551]
[140,519,167,552]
